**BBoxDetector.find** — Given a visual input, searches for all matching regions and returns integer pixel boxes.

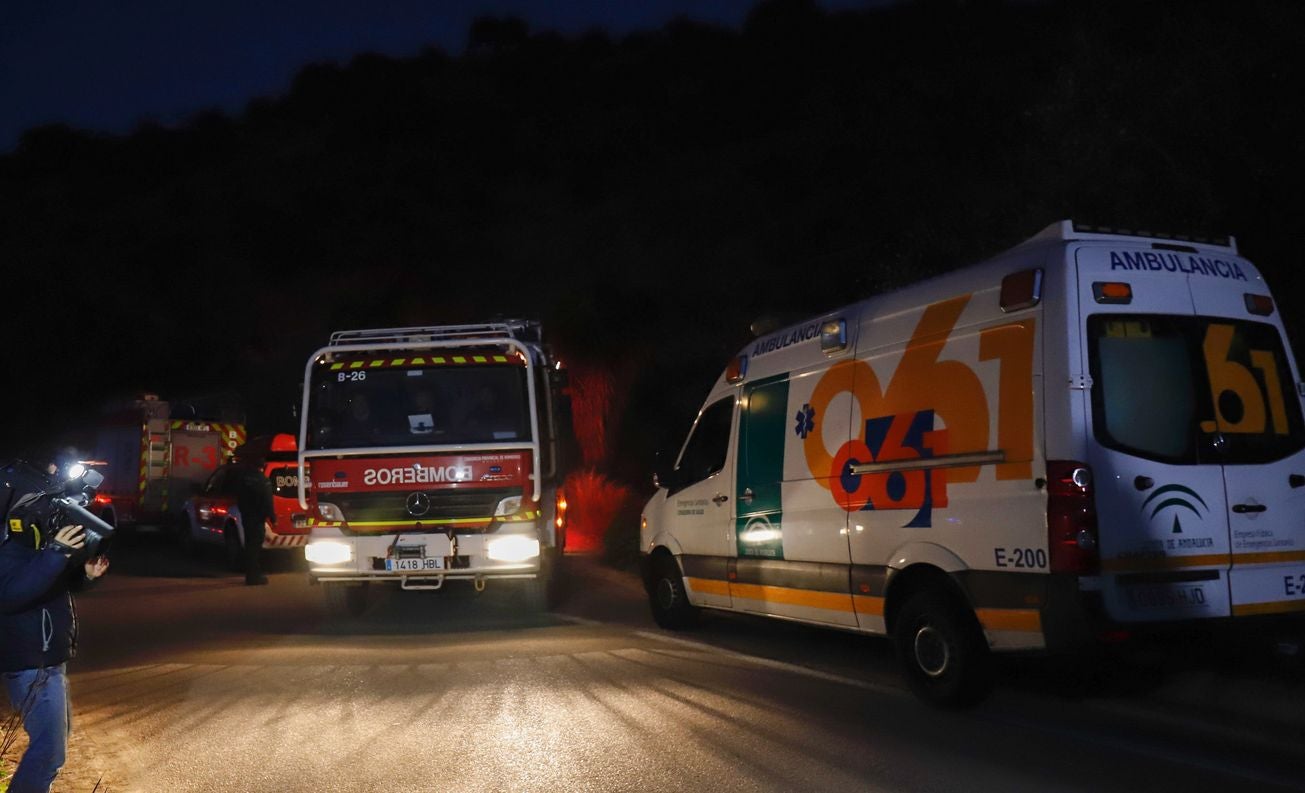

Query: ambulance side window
[675,398,734,486]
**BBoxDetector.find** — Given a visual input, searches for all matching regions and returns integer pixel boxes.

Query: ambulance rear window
[1088,315,1305,465]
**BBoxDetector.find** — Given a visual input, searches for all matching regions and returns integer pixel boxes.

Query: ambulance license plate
[1125,584,1207,609]
[386,557,443,572]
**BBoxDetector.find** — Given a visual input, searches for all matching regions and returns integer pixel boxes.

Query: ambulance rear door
[1186,265,1305,619]
[1077,246,1234,622]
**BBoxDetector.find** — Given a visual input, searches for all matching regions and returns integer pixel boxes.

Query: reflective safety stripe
[1104,549,1305,572]
[1230,550,1305,565]
[1232,600,1305,617]
[975,607,1042,633]
[685,577,730,597]
[323,353,522,370]
[852,594,885,616]
[729,582,855,612]
[348,518,492,527]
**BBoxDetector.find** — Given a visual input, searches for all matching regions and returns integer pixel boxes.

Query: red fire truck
[298,322,573,615]
[91,394,246,531]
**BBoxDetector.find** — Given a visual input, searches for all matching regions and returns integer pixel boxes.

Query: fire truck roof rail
[328,321,541,347]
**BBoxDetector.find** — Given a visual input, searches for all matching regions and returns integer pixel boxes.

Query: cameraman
[0,522,109,793]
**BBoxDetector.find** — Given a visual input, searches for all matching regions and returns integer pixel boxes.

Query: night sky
[1,0,875,151]
[4,0,1305,495]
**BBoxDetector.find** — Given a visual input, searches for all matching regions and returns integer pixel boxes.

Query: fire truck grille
[330,487,518,532]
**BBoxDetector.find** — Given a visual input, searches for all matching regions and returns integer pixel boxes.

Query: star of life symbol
[794,403,816,439]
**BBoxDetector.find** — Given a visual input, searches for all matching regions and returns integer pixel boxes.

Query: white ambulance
[640,220,1305,705]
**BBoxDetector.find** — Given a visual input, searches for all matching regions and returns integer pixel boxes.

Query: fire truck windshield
[306,363,532,451]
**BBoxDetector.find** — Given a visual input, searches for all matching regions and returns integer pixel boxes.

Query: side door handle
[1232,503,1267,514]
[712,494,729,505]
[739,487,754,505]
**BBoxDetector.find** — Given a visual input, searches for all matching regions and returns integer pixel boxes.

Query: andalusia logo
[1140,484,1208,534]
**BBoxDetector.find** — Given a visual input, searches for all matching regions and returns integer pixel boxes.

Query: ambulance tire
[223,521,244,572]
[893,590,992,708]
[325,584,369,618]
[649,555,699,630]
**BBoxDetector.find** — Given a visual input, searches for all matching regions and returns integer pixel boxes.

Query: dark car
[180,433,311,569]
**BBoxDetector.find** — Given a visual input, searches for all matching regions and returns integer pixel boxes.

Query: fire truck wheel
[325,584,368,617]
[223,522,244,572]
[177,520,198,557]
[519,552,555,612]
[649,554,699,630]
[892,589,992,708]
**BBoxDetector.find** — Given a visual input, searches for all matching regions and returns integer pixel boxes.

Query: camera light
[305,540,352,565]
[66,463,86,480]
[485,534,540,563]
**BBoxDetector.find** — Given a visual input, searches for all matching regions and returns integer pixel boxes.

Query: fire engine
[91,394,246,531]
[298,321,573,615]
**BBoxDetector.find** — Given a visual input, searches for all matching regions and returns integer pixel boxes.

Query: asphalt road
[20,539,1305,793]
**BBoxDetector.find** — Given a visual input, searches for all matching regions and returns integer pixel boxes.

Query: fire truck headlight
[486,534,540,563]
[305,540,352,565]
[317,502,345,522]
[493,495,523,517]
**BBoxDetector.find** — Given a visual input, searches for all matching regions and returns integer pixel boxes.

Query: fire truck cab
[299,321,571,615]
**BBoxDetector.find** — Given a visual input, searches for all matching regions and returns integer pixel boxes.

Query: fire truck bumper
[305,529,546,585]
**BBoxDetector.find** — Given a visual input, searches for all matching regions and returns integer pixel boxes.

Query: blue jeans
[2,664,69,793]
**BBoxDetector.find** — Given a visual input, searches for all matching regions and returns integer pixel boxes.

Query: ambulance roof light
[1245,294,1274,316]
[999,269,1042,313]
[725,355,748,384]
[820,319,847,354]
[1093,282,1133,304]
[1023,220,1236,254]
[1068,221,1235,252]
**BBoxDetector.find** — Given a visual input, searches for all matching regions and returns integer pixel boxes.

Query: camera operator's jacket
[0,540,88,672]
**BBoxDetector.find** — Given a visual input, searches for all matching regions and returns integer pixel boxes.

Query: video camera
[0,459,116,557]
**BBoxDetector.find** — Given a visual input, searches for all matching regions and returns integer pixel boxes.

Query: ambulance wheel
[893,590,992,708]
[649,555,698,630]
[325,584,368,617]
[223,522,244,572]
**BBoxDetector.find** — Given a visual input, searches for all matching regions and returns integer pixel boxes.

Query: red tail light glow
[1046,460,1100,574]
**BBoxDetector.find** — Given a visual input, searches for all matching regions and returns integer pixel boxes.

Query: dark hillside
[3,0,1303,484]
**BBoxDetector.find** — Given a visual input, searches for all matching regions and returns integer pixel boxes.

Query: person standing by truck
[233,460,274,586]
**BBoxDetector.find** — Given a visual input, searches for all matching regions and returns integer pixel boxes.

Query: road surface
[10,541,1304,792]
